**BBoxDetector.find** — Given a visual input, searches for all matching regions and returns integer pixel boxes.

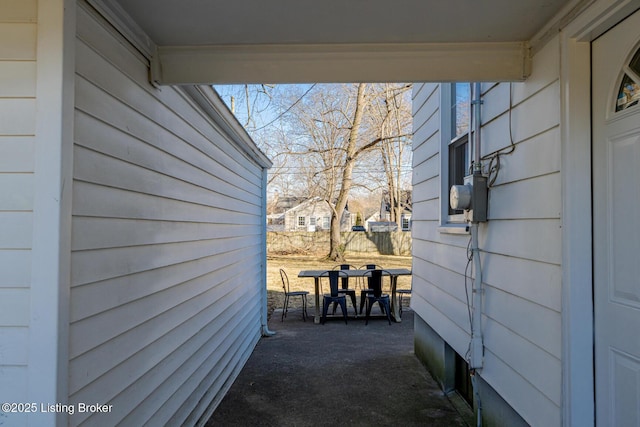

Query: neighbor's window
[402,216,410,230]
[323,216,330,229]
[297,216,305,227]
[309,217,316,226]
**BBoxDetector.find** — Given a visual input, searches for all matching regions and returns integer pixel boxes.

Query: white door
[592,9,640,427]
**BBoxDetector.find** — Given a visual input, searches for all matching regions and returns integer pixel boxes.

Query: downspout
[261,168,275,337]
[469,82,484,426]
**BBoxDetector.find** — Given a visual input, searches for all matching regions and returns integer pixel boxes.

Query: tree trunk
[327,83,367,261]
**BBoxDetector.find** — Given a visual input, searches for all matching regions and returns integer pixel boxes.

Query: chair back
[370,270,383,297]
[360,264,383,289]
[334,264,355,289]
[279,269,290,293]
[364,269,388,297]
[325,270,346,297]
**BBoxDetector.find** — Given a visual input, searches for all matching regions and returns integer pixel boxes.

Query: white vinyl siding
[411,37,562,426]
[0,0,36,410]
[68,5,266,426]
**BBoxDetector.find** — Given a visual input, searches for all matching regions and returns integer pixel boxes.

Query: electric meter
[449,174,488,222]
[450,184,472,210]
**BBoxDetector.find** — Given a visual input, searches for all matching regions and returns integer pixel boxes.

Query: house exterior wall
[65,4,269,425]
[411,36,563,426]
[283,198,352,232]
[0,0,37,413]
[1,3,269,424]
[284,199,332,231]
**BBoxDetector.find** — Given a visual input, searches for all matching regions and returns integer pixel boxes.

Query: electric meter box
[463,174,488,222]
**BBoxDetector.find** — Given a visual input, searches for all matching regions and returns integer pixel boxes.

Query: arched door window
[615,46,640,111]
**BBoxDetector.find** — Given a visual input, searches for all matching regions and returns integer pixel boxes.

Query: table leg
[314,277,321,324]
[390,276,401,322]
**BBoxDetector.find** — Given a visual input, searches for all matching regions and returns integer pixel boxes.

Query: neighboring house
[282,197,352,232]
[380,190,412,231]
[266,194,305,231]
[267,193,306,216]
[411,4,640,426]
[266,213,285,231]
[363,210,381,231]
[0,2,271,426]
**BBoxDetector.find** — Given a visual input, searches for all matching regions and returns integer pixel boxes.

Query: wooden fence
[267,231,412,256]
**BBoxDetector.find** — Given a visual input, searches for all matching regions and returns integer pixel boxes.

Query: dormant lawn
[267,254,412,318]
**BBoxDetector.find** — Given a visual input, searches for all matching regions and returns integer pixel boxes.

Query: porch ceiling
[101,0,586,84]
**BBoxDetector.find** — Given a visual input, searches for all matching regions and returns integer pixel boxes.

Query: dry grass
[267,253,412,318]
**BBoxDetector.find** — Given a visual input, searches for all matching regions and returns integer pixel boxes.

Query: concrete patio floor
[206,308,473,426]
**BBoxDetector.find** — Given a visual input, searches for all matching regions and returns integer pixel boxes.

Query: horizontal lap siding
[0,0,36,416]
[69,5,263,426]
[411,82,446,344]
[411,37,562,427]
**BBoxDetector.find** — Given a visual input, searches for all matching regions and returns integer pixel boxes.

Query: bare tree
[217,83,412,260]
[373,84,413,227]
[282,83,411,261]
[215,84,275,129]
[327,83,367,260]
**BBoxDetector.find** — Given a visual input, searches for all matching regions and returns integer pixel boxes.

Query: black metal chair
[321,270,349,324]
[358,264,383,314]
[332,264,358,316]
[363,269,392,325]
[280,268,309,321]
[397,282,412,316]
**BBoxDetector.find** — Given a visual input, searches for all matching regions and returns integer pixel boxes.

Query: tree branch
[353,133,413,157]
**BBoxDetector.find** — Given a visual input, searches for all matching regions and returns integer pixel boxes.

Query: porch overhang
[87,0,590,85]
[151,42,532,85]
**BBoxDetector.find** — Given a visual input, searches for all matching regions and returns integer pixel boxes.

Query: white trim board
[558,1,640,426]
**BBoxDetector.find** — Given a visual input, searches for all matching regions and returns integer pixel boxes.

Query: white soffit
[99,0,587,84]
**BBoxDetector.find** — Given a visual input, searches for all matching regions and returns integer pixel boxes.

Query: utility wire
[252,84,318,131]
[480,82,517,187]
[464,235,474,361]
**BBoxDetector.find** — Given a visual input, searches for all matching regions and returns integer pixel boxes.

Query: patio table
[298,268,412,324]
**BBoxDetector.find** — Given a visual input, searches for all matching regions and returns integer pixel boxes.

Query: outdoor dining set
[280,264,412,325]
